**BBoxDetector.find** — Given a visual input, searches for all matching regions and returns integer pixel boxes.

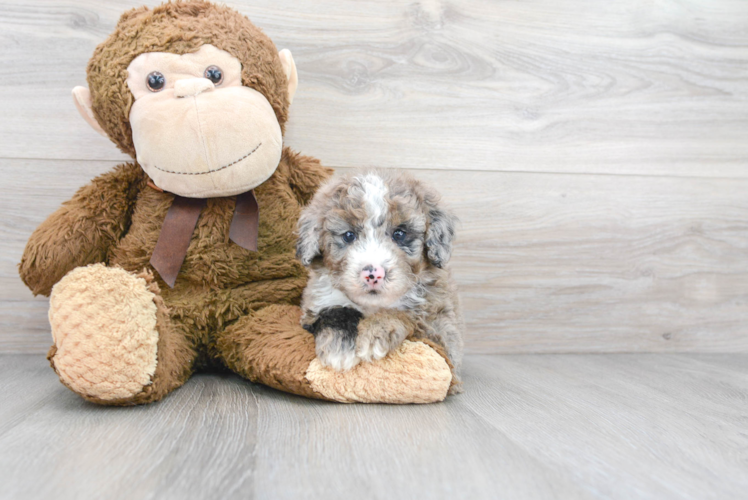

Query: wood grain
[460,354,748,500]
[2,159,746,354]
[0,0,747,176]
[251,376,590,500]
[2,353,746,500]
[0,355,258,500]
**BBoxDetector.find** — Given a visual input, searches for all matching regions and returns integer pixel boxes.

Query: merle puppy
[296,169,464,388]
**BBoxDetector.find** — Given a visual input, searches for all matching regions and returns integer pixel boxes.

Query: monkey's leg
[217,304,455,403]
[47,264,197,405]
[217,304,325,399]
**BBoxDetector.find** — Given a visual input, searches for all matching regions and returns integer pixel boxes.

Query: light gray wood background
[1,0,747,353]
[2,352,747,500]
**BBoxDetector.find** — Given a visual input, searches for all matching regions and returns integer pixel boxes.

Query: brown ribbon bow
[150,190,259,288]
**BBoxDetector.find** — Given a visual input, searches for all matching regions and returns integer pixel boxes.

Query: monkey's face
[122,45,282,198]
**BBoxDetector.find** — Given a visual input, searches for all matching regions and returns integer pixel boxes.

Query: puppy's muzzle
[361,265,386,290]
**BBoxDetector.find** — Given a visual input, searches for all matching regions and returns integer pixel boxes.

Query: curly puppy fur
[297,170,464,386]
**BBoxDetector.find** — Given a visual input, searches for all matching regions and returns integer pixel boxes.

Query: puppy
[296,169,464,388]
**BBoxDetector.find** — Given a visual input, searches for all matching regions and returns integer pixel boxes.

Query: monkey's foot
[48,264,160,401]
[305,340,453,404]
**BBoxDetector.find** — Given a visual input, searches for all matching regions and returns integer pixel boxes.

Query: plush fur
[19,1,456,405]
[26,150,333,404]
[298,170,465,390]
[305,340,453,404]
[86,0,290,157]
[49,264,160,400]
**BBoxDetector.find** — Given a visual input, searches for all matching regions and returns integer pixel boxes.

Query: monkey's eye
[146,71,165,92]
[204,66,223,85]
[392,229,407,243]
[343,231,357,244]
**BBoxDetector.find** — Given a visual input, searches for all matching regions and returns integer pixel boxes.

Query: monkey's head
[73,1,298,198]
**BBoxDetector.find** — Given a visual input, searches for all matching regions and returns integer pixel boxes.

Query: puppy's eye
[343,231,357,243]
[146,71,165,92]
[392,229,407,243]
[204,66,223,85]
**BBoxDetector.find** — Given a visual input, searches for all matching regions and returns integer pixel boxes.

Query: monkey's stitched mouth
[149,142,262,175]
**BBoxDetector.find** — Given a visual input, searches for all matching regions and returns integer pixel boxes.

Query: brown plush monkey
[18,1,455,405]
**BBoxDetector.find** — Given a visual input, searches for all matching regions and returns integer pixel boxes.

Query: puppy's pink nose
[361,265,386,289]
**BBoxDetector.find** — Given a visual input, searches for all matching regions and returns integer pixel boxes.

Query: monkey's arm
[19,163,145,296]
[356,309,462,395]
[217,304,454,403]
[282,148,334,206]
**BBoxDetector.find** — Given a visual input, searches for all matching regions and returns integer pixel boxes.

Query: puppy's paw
[355,315,410,363]
[304,307,363,372]
[315,327,360,371]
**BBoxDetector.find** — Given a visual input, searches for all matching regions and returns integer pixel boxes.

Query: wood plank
[250,376,591,500]
[1,0,748,177]
[2,159,747,354]
[461,354,748,500]
[441,169,748,353]
[3,353,745,499]
[0,354,61,436]
[0,300,50,354]
[0,354,258,500]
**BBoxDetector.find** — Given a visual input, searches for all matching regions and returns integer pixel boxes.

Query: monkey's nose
[360,265,386,289]
[174,78,215,98]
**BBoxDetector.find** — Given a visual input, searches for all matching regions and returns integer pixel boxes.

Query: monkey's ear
[278,49,298,105]
[72,86,107,137]
[296,206,323,266]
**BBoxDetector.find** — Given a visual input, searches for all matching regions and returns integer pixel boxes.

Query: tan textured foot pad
[305,340,452,404]
[49,264,160,401]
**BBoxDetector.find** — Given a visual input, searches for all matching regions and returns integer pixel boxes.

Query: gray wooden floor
[1,353,746,500]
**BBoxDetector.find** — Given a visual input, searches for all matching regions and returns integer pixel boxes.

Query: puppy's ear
[296,205,323,266]
[423,192,457,268]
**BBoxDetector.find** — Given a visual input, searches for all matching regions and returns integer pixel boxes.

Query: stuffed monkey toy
[18,1,456,405]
